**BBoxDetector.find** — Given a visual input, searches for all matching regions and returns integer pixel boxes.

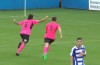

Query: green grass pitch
[0,8,100,65]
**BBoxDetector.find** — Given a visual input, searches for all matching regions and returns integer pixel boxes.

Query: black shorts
[44,38,55,45]
[20,34,29,43]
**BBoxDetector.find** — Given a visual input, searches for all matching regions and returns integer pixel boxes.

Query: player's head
[28,14,33,20]
[52,17,57,21]
[77,37,83,47]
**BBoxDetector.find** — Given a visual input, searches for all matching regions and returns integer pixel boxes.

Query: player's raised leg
[18,42,22,48]
[43,42,50,60]
[43,43,50,55]
[16,41,25,56]
[16,34,29,56]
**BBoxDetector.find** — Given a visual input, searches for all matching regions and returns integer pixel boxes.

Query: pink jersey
[18,19,39,35]
[44,21,60,39]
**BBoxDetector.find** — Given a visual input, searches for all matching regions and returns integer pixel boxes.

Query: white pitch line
[0,15,99,24]
[0,40,100,47]
[59,19,100,24]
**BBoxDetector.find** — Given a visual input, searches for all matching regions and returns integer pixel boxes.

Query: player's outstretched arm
[38,16,48,23]
[58,26,63,38]
[13,19,19,25]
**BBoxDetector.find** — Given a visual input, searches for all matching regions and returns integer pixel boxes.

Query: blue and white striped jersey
[70,45,86,65]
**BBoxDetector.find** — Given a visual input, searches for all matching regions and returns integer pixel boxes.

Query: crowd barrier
[0,0,59,10]
[0,0,100,11]
[62,0,88,10]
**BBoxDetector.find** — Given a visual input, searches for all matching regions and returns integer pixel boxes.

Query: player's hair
[52,17,57,21]
[28,14,33,20]
[77,37,82,40]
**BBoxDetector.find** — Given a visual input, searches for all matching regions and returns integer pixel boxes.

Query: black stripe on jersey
[30,23,34,29]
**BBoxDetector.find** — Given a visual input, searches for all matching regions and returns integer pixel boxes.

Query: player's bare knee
[45,43,49,47]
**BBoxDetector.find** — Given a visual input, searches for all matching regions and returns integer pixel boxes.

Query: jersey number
[50,25,53,31]
[25,22,28,27]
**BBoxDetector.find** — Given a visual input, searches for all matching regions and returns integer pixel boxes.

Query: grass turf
[0,8,100,65]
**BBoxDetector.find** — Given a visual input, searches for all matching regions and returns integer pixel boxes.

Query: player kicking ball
[13,14,48,56]
[70,37,86,65]
[43,17,63,60]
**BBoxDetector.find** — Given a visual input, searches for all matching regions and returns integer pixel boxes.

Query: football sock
[17,42,25,54]
[47,46,50,51]
[43,46,50,60]
[43,47,48,55]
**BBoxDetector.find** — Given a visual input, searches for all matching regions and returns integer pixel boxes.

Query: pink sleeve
[57,24,60,28]
[18,20,24,25]
[33,20,39,24]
